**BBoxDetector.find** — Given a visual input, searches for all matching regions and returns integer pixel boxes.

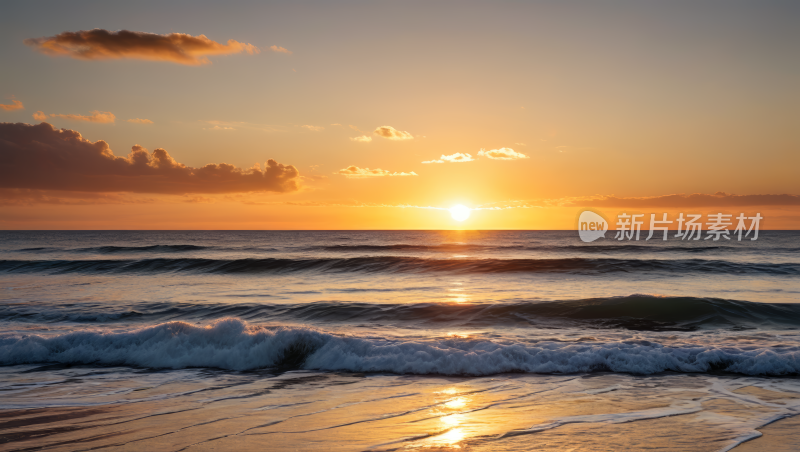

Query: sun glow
[450,205,471,222]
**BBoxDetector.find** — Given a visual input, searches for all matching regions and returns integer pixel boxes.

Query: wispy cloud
[335,166,417,178]
[350,135,372,143]
[301,124,324,131]
[201,120,285,133]
[127,118,153,124]
[558,192,800,208]
[25,29,259,65]
[478,147,528,160]
[374,125,413,141]
[471,192,800,210]
[422,152,475,164]
[32,111,47,121]
[0,188,157,206]
[268,45,292,54]
[422,149,528,163]
[0,100,24,112]
[50,110,116,123]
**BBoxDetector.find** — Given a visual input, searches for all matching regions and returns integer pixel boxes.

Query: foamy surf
[3,318,800,376]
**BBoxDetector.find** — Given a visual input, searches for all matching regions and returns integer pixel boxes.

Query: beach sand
[3,369,799,451]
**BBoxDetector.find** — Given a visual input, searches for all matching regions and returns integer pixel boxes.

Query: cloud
[0,100,24,112]
[374,125,413,141]
[49,111,116,123]
[335,166,417,178]
[32,111,47,121]
[560,192,800,208]
[301,125,324,132]
[182,195,215,204]
[350,135,372,143]
[201,120,284,133]
[24,29,259,65]
[421,148,526,163]
[422,152,474,164]
[0,188,156,206]
[127,118,153,124]
[0,122,300,194]
[478,147,529,160]
[268,45,292,54]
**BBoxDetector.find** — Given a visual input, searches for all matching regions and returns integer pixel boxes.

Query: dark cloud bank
[0,122,300,194]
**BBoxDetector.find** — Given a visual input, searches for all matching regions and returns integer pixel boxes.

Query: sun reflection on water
[405,389,475,449]
[446,287,471,304]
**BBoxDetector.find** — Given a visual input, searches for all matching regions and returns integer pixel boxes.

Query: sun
[450,205,471,222]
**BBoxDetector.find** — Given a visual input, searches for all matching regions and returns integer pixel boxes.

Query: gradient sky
[1,0,798,229]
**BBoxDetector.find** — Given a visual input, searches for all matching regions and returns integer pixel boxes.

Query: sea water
[1,230,799,451]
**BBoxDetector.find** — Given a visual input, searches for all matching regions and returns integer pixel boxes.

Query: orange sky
[1,1,798,229]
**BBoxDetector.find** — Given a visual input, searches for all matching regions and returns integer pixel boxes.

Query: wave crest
[3,318,800,376]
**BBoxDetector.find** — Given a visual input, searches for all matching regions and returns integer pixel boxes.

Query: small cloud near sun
[478,148,529,160]
[350,135,372,143]
[374,126,413,141]
[127,118,153,124]
[336,166,417,177]
[422,152,474,164]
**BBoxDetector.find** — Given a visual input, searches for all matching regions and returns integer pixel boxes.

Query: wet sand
[2,368,799,451]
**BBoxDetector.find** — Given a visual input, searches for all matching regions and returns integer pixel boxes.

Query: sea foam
[2,318,800,376]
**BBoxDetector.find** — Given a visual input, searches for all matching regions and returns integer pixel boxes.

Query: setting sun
[450,205,471,222]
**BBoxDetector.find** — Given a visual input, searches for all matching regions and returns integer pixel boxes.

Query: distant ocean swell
[1,257,798,275]
[2,318,799,376]
[13,244,800,254]
[316,244,800,254]
[4,296,800,330]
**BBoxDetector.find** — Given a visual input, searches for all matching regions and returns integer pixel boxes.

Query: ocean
[1,230,800,451]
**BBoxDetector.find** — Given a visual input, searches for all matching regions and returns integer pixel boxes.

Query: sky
[1,0,798,229]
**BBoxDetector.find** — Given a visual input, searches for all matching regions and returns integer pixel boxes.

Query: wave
[2,318,799,376]
[315,244,789,254]
[316,244,525,252]
[1,257,797,276]
[15,243,794,256]
[18,245,211,254]
[4,296,799,331]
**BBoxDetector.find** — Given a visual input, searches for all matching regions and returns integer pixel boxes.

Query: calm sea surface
[1,231,799,451]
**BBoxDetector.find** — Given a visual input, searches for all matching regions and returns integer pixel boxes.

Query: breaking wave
[2,318,799,376]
